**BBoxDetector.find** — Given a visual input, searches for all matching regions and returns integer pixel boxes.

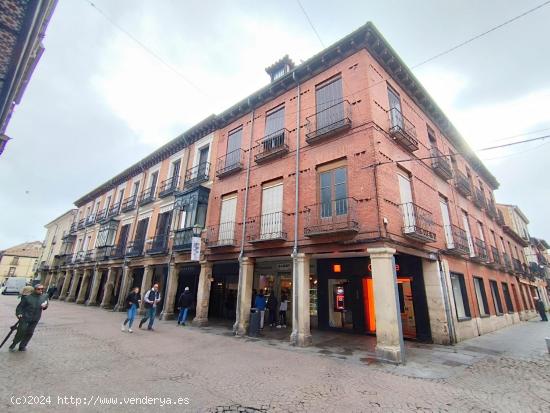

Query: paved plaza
[1,296,550,412]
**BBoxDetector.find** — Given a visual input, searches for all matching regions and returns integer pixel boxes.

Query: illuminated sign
[333,264,342,273]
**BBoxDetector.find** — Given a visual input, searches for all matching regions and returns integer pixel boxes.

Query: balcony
[216,149,244,178]
[85,214,96,227]
[95,208,108,224]
[108,202,121,217]
[255,129,289,164]
[77,219,86,230]
[206,222,238,248]
[83,250,95,262]
[471,238,489,263]
[473,188,487,210]
[95,246,113,261]
[431,147,453,181]
[486,200,498,220]
[247,212,287,243]
[502,253,512,273]
[304,197,359,237]
[496,209,505,226]
[75,251,85,263]
[305,100,352,144]
[146,234,170,255]
[185,162,210,188]
[454,170,472,198]
[121,195,137,213]
[400,202,436,243]
[159,176,179,198]
[444,225,469,255]
[110,245,126,260]
[139,187,156,206]
[69,223,78,234]
[126,240,145,258]
[388,108,419,152]
[512,258,523,273]
[488,246,501,268]
[173,228,194,251]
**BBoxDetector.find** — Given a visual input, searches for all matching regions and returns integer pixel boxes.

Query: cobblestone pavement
[1,296,549,412]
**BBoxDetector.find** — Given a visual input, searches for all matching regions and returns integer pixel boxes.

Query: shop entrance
[209,262,239,320]
[175,264,200,320]
[253,260,294,327]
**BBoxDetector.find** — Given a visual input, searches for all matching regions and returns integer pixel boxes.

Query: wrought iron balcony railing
[95,208,108,224]
[486,200,498,220]
[139,187,156,206]
[83,250,95,262]
[216,149,244,178]
[502,252,512,272]
[489,246,501,268]
[110,244,126,260]
[206,222,238,248]
[496,209,505,226]
[126,240,145,258]
[173,227,195,251]
[431,147,453,181]
[146,233,170,255]
[185,162,211,188]
[473,188,487,210]
[255,129,289,164]
[75,251,86,263]
[159,176,179,198]
[247,212,287,243]
[85,214,96,227]
[69,223,78,234]
[443,225,469,255]
[95,246,113,261]
[304,197,359,237]
[121,195,137,213]
[471,238,489,263]
[388,107,419,152]
[108,202,121,217]
[454,170,472,197]
[400,202,436,243]
[77,219,86,230]
[305,100,352,144]
[513,258,523,273]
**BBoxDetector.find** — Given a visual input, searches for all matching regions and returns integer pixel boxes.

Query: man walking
[9,284,48,352]
[534,297,548,321]
[176,287,193,326]
[139,284,161,331]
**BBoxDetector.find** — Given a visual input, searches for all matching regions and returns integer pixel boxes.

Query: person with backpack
[121,287,141,332]
[176,287,193,326]
[139,284,161,331]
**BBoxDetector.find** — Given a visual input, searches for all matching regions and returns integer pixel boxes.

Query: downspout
[239,101,255,259]
[292,72,301,257]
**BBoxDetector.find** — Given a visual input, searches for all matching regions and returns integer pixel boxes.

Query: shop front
[175,263,200,320]
[209,262,239,320]
[316,254,431,341]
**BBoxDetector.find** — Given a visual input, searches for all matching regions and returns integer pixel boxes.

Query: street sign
[191,237,201,261]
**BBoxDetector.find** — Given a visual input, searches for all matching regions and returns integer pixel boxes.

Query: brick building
[44,22,547,363]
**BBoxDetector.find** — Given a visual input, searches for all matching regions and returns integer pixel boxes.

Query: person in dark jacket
[9,284,48,352]
[177,287,194,326]
[46,284,58,299]
[534,297,548,321]
[122,287,141,332]
[139,284,161,331]
[267,293,278,327]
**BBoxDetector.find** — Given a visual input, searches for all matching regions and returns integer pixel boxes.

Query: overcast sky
[1,0,549,249]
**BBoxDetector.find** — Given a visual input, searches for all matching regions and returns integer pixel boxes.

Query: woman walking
[122,287,141,333]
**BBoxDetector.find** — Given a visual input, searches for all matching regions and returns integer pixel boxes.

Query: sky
[1,0,549,249]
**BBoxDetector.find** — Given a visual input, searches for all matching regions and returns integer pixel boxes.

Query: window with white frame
[450,272,471,320]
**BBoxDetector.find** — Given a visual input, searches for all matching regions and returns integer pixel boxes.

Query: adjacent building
[42,22,548,363]
[0,241,42,280]
[0,0,57,155]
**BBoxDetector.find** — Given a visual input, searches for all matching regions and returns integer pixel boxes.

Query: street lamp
[192,225,202,238]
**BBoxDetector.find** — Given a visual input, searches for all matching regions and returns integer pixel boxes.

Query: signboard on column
[191,237,201,261]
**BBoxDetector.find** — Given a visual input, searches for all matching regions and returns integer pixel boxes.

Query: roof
[44,208,77,228]
[2,241,42,258]
[75,21,500,205]
[497,203,529,224]
[0,0,57,153]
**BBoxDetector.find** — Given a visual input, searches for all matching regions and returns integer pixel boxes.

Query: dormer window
[265,55,295,83]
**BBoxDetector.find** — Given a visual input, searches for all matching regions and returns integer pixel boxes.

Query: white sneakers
[128,328,133,333]
[121,325,126,332]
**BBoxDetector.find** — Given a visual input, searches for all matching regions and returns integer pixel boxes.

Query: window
[262,107,286,152]
[450,272,471,320]
[427,126,437,148]
[219,194,237,243]
[316,77,343,130]
[319,166,348,218]
[260,181,283,239]
[149,171,159,194]
[462,211,474,257]
[501,282,514,313]
[132,181,140,197]
[439,197,453,248]
[10,256,19,265]
[489,280,504,315]
[397,170,416,233]
[8,267,16,276]
[104,195,112,211]
[117,188,125,205]
[226,128,243,167]
[473,277,489,316]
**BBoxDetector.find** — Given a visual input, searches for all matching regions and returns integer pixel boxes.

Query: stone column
[59,271,72,301]
[290,253,312,347]
[367,247,404,364]
[233,257,255,336]
[160,263,178,320]
[86,268,102,306]
[66,270,81,302]
[138,265,154,314]
[76,269,92,304]
[422,259,452,345]
[115,266,133,312]
[40,271,47,285]
[100,267,116,308]
[44,272,53,289]
[193,261,213,327]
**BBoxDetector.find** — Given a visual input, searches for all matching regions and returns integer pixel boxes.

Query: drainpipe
[438,257,457,344]
[291,73,301,258]
[239,101,255,259]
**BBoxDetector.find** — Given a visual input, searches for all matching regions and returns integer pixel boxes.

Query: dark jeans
[140,307,156,329]
[279,310,287,325]
[268,309,278,325]
[539,310,548,321]
[178,308,189,324]
[11,320,38,349]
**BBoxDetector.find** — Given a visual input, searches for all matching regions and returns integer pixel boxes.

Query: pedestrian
[176,287,193,326]
[9,284,48,352]
[46,284,58,299]
[254,291,267,329]
[277,294,288,328]
[267,293,278,327]
[139,284,161,331]
[534,297,548,321]
[121,287,141,333]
